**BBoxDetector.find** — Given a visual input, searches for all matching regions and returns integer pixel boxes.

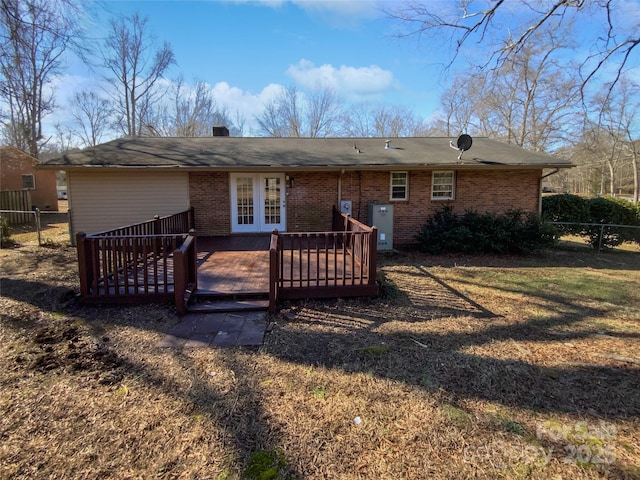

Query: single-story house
[40,132,572,246]
[1,145,58,211]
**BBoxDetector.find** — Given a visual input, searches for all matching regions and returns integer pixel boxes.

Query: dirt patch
[1,243,639,479]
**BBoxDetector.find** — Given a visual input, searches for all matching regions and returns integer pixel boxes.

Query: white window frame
[431,171,455,200]
[22,174,35,190]
[389,171,408,201]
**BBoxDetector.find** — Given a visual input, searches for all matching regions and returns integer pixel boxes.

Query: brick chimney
[212,126,230,137]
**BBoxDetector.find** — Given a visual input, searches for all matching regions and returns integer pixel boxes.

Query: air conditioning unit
[340,200,352,215]
[368,204,394,251]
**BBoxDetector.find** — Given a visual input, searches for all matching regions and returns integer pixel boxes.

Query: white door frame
[230,173,286,233]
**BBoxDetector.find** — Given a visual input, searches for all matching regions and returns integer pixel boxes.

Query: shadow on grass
[386,245,640,271]
[262,260,639,420]
[2,245,639,477]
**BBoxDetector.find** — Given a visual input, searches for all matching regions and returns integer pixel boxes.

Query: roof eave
[39,162,574,171]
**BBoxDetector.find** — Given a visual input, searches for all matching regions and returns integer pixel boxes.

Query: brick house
[41,134,572,246]
[1,145,58,211]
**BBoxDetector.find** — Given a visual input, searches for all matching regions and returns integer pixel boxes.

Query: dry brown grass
[1,223,639,479]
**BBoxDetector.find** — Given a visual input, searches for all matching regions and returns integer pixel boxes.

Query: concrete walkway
[158,311,268,348]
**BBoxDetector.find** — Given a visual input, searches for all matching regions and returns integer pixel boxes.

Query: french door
[230,173,286,233]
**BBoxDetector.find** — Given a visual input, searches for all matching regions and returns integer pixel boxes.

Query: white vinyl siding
[431,171,455,200]
[69,171,189,236]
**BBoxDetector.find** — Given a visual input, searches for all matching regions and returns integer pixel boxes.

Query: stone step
[193,289,268,299]
[187,298,269,313]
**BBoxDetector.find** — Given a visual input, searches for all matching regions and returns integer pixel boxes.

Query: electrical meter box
[368,204,394,251]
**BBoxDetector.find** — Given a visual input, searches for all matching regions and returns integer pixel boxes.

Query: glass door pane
[263,177,281,226]
[236,177,254,225]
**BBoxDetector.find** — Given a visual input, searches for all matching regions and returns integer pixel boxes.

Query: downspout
[338,169,344,208]
[539,168,560,214]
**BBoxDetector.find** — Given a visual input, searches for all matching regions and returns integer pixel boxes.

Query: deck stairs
[186,287,269,314]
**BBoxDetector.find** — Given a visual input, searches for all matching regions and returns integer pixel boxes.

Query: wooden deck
[195,235,375,299]
[196,236,271,294]
[77,210,378,314]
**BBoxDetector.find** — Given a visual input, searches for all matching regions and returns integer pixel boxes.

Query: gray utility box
[368,204,394,251]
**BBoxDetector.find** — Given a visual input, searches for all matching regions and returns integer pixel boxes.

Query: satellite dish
[449,134,473,160]
[457,134,472,152]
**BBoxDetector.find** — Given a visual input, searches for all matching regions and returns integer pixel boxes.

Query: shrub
[542,194,640,249]
[585,196,640,248]
[541,194,589,235]
[415,207,556,254]
[0,216,14,247]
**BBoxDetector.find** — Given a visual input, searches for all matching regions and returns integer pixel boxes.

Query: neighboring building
[40,134,572,245]
[0,146,58,211]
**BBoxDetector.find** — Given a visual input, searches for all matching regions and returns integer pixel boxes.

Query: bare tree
[139,77,240,137]
[386,1,639,98]
[0,0,82,157]
[341,103,377,137]
[279,85,302,137]
[341,103,427,137]
[173,79,235,137]
[256,85,343,137]
[306,87,342,137]
[101,12,175,137]
[593,78,640,200]
[429,73,486,137]
[430,28,580,152]
[255,85,297,137]
[232,109,246,137]
[371,104,427,137]
[69,90,113,147]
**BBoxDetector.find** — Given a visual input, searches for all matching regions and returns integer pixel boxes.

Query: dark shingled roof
[40,136,572,171]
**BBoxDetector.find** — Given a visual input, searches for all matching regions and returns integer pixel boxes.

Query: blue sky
[50,0,455,138]
[46,0,640,141]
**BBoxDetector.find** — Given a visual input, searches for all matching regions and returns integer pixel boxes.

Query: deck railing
[76,209,195,310]
[89,207,194,237]
[174,230,198,315]
[268,209,378,312]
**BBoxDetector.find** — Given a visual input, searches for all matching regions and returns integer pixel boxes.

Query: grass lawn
[1,223,639,479]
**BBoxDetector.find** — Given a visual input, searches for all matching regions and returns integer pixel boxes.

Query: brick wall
[189,172,230,236]
[187,168,542,243]
[0,146,58,210]
[339,169,542,244]
[284,171,339,231]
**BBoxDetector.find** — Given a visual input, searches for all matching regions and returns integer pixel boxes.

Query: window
[431,171,455,200]
[390,172,408,200]
[22,174,35,190]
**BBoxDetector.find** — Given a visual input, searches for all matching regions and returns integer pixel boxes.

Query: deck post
[76,232,90,296]
[368,226,378,285]
[174,247,186,316]
[269,229,279,313]
[188,229,197,291]
[188,206,195,230]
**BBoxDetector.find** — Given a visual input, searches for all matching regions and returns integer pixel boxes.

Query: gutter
[38,163,574,172]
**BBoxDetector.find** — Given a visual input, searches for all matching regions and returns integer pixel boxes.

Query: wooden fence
[269,209,378,312]
[0,190,31,224]
[76,209,196,313]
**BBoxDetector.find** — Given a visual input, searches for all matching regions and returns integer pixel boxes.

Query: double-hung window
[22,174,35,190]
[431,171,455,200]
[390,172,408,201]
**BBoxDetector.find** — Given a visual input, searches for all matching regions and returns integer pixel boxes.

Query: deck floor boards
[93,235,372,299]
[195,236,370,295]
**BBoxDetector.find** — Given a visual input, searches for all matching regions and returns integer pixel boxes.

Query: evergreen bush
[415,207,556,254]
[542,194,640,249]
[1,216,13,247]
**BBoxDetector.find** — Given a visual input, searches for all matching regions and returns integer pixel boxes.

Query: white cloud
[211,81,285,134]
[286,59,397,101]
[227,0,382,18]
